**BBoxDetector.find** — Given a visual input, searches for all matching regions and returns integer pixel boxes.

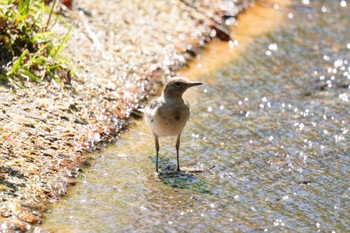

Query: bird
[144,76,202,172]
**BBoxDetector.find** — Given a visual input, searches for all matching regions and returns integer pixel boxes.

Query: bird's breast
[152,103,190,137]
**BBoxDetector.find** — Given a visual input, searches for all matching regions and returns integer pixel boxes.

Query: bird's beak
[187,81,202,87]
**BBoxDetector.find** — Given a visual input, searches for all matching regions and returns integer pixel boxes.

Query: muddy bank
[0,0,253,231]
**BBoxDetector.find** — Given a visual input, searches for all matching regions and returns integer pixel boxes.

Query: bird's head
[162,76,202,99]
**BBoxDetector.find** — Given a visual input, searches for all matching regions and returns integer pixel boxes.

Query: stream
[43,0,350,232]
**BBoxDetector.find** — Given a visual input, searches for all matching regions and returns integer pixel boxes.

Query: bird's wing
[146,98,162,111]
[145,98,163,120]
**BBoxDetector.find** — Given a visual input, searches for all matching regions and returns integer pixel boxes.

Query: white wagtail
[144,76,202,172]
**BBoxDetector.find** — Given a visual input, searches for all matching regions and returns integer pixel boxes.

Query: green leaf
[53,25,72,59]
[32,31,55,43]
[30,44,47,62]
[21,69,41,82]
[9,78,25,88]
[9,49,28,74]
[18,0,30,16]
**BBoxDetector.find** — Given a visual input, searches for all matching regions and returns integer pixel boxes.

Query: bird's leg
[154,134,160,172]
[176,133,181,172]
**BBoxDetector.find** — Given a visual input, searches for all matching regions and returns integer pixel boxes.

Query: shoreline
[0,0,253,231]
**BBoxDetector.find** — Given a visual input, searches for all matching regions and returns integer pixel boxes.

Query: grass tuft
[0,0,72,88]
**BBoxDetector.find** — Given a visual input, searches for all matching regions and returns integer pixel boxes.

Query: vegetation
[0,0,71,88]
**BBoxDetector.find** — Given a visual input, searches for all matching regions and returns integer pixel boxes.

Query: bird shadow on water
[156,162,214,195]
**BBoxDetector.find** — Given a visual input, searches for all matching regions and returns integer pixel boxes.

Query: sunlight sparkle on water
[340,0,347,7]
[298,123,305,130]
[268,43,278,51]
[229,40,239,48]
[339,93,349,102]
[323,55,330,61]
[273,219,285,227]
[321,6,329,13]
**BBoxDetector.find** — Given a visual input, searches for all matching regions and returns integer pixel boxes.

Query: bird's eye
[174,82,181,87]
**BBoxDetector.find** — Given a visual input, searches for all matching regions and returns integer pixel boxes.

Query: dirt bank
[0,0,253,231]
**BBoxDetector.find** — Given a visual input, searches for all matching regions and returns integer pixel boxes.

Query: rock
[18,213,42,224]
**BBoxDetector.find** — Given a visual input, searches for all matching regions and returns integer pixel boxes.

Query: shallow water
[43,0,350,232]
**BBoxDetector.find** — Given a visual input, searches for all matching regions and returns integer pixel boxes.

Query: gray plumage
[144,76,202,172]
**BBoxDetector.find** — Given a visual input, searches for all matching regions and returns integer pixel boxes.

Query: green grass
[0,0,72,88]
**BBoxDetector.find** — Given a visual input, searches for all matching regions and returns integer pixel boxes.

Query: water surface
[43,0,350,232]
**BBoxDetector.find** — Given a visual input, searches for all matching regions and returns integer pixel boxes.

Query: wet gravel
[0,0,253,231]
